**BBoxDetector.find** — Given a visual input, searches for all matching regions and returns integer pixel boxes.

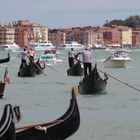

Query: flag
[4,67,11,84]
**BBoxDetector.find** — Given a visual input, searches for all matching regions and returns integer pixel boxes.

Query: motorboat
[0,42,20,52]
[58,41,85,50]
[30,41,56,51]
[39,49,62,65]
[104,50,132,68]
[39,53,57,65]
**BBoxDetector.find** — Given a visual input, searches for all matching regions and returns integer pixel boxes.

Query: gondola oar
[75,57,140,92]
[98,68,140,92]
[45,63,57,72]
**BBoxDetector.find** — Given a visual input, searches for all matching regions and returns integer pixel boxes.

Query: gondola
[78,63,108,95]
[34,59,45,74]
[0,82,6,98]
[0,104,21,140]
[18,60,36,77]
[67,61,84,76]
[0,53,10,64]
[16,85,80,140]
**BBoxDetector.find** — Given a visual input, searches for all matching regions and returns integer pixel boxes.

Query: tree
[124,15,140,27]
[103,15,140,28]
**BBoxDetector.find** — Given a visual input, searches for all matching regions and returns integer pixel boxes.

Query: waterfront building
[0,25,15,45]
[103,26,121,46]
[117,26,132,48]
[15,27,34,48]
[48,29,66,47]
[82,30,94,47]
[103,26,132,48]
[1,20,140,49]
[14,20,48,46]
[132,28,140,48]
[32,23,48,43]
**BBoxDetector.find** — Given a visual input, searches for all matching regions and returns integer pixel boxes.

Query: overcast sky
[1,0,140,28]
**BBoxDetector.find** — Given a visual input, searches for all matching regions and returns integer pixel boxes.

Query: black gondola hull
[16,90,80,140]
[78,64,108,95]
[18,63,36,77]
[67,61,84,76]
[0,53,10,64]
[79,79,106,95]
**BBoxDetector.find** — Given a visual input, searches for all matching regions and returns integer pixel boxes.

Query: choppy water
[0,49,140,140]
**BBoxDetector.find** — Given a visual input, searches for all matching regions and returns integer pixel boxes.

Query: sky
[1,0,140,29]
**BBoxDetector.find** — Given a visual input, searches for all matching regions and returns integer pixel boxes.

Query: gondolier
[27,48,35,62]
[68,48,75,68]
[20,48,28,68]
[77,48,92,76]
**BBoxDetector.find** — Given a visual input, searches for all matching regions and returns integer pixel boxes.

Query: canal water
[0,49,140,140]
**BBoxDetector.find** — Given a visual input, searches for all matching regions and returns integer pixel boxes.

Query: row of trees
[103,15,140,28]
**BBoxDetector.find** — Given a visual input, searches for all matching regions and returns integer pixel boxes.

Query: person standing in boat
[28,48,35,62]
[77,48,92,76]
[68,48,75,68]
[20,48,28,68]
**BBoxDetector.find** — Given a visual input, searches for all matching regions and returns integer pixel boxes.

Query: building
[0,25,15,45]
[48,29,66,47]
[103,26,132,48]
[32,23,48,43]
[117,26,132,48]
[132,28,140,48]
[15,27,34,48]
[14,20,48,46]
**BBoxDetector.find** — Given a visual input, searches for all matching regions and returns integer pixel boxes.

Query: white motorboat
[58,41,85,50]
[104,50,132,68]
[0,42,21,52]
[30,41,56,51]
